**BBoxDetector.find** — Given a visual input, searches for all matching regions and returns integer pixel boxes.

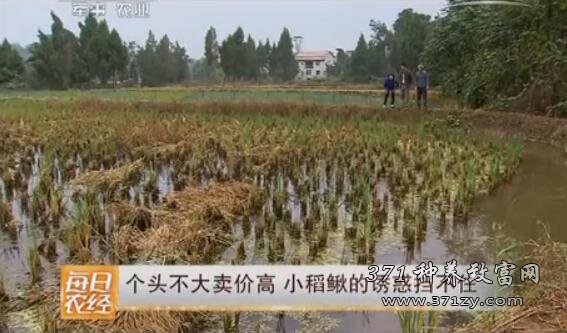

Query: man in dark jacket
[398,63,413,107]
[416,64,429,108]
[383,73,396,108]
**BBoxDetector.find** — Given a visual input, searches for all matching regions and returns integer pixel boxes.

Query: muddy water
[326,143,567,333]
[473,143,567,243]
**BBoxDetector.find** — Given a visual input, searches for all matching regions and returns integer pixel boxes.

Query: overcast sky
[0,0,446,58]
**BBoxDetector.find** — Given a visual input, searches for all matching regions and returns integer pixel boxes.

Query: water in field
[472,143,567,243]
[331,143,567,333]
[0,142,565,333]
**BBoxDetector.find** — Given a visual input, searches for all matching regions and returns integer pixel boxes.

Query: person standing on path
[383,73,396,108]
[416,64,429,109]
[398,63,413,107]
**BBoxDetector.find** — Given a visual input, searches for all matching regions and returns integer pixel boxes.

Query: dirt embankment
[370,107,567,146]
[459,234,567,333]
[454,109,567,146]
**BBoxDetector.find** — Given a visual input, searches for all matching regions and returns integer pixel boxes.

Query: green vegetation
[343,9,431,82]
[269,28,299,81]
[425,1,567,114]
[0,39,25,85]
[19,12,188,89]
[27,242,42,285]
[218,26,297,81]
[0,86,447,109]
[459,231,567,332]
[137,31,189,87]
[397,311,437,333]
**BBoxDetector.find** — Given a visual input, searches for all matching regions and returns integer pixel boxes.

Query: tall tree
[219,27,247,80]
[245,35,259,79]
[0,39,25,84]
[350,34,369,82]
[172,41,189,83]
[389,9,431,70]
[77,14,129,86]
[78,13,99,80]
[29,12,82,89]
[271,28,298,81]
[268,42,277,77]
[108,29,128,86]
[367,20,390,79]
[330,48,350,79]
[137,31,188,86]
[157,34,175,83]
[425,1,567,113]
[256,39,271,78]
[138,30,160,86]
[92,20,113,84]
[126,41,140,84]
[204,26,219,67]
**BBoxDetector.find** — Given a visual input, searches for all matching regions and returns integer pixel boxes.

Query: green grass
[397,311,438,333]
[0,86,449,107]
[0,87,383,105]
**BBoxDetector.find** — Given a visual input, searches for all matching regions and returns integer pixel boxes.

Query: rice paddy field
[0,86,446,108]
[0,88,565,333]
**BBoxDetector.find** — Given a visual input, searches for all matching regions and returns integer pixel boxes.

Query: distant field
[0,86,444,107]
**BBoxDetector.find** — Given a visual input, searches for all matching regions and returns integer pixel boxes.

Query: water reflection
[1,143,564,332]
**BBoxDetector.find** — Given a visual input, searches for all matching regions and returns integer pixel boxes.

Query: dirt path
[370,106,567,146]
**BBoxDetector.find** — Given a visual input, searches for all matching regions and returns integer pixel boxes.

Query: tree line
[1,2,565,114]
[194,10,431,84]
[200,26,298,81]
[329,2,566,115]
[425,0,566,115]
[0,39,24,84]
[0,9,433,87]
[1,11,431,88]
[334,9,431,83]
[0,12,299,89]
[0,12,189,89]
[334,2,565,115]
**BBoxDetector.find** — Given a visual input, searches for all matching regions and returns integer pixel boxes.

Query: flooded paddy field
[0,96,564,333]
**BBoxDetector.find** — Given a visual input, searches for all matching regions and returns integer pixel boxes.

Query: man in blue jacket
[383,73,396,108]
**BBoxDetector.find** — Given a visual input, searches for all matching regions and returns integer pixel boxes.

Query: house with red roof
[295,50,336,81]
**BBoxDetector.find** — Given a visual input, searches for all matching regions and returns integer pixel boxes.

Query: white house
[295,51,336,81]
